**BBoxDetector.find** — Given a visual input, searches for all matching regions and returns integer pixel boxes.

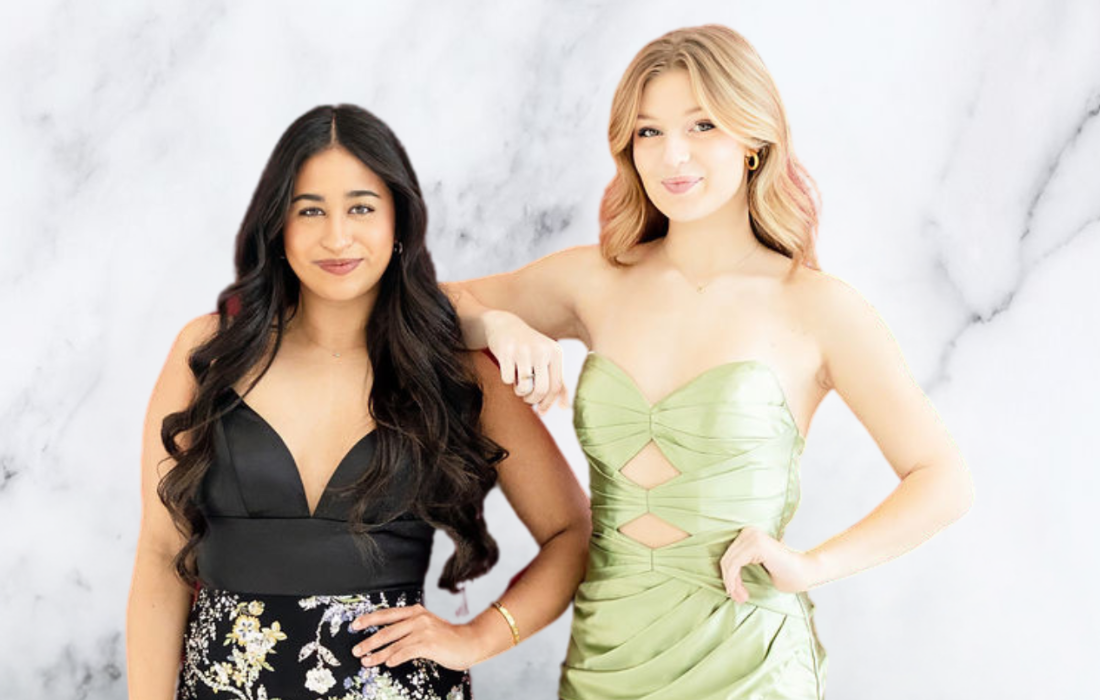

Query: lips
[661,176,702,194]
[315,259,363,275]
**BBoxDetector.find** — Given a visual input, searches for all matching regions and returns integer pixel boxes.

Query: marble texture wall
[1,1,1097,698]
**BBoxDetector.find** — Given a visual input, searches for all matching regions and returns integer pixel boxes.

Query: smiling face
[283,146,396,305]
[631,68,751,224]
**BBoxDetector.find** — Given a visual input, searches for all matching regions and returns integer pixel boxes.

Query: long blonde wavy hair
[600,25,821,269]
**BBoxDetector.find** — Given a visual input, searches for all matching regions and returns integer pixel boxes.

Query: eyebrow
[636,107,705,120]
[290,190,381,204]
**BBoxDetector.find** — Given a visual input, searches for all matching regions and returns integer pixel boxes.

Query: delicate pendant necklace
[313,343,348,359]
[299,327,366,359]
[664,240,761,293]
[312,341,365,359]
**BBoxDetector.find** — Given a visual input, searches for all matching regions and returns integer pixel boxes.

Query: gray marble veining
[1,1,1097,698]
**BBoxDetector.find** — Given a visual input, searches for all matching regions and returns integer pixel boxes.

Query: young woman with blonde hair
[447,25,973,699]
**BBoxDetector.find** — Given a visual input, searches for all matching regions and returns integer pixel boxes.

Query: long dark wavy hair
[157,104,505,592]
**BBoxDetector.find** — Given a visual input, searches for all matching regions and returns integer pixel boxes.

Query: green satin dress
[560,352,827,700]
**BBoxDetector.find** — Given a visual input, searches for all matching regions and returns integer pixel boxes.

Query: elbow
[557,494,593,544]
[567,516,593,581]
[943,459,975,523]
[909,457,974,525]
[559,512,594,563]
[956,471,975,519]
[535,511,592,553]
[581,518,594,540]
[573,504,594,543]
[532,516,592,587]
[557,514,593,553]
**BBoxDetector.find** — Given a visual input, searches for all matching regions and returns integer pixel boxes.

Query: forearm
[465,522,590,664]
[805,458,973,588]
[126,547,195,698]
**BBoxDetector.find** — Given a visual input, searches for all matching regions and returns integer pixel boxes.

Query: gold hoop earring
[746,152,760,171]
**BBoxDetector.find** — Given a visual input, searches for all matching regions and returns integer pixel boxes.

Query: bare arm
[720,275,974,601]
[441,244,605,411]
[802,276,974,585]
[349,351,591,669]
[126,314,217,697]
[459,350,592,662]
[442,245,600,345]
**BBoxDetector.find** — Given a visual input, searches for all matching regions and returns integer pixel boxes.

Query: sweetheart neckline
[226,388,376,518]
[581,351,806,443]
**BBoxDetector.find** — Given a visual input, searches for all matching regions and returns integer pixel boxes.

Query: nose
[662,132,691,168]
[320,214,352,254]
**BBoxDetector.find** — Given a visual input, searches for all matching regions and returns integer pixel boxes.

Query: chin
[301,277,380,303]
[656,202,721,223]
[325,289,372,302]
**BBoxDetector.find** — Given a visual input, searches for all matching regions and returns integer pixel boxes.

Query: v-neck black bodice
[193,394,435,596]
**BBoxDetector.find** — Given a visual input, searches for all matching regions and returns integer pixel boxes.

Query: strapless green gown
[559,353,827,700]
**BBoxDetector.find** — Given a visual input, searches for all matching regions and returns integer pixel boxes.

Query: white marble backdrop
[1,0,1097,698]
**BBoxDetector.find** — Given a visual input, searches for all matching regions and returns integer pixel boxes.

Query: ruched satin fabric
[560,353,827,700]
[193,392,434,596]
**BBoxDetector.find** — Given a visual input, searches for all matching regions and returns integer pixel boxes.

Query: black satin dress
[176,392,471,700]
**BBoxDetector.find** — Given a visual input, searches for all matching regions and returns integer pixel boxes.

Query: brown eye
[349,204,374,215]
[299,207,324,217]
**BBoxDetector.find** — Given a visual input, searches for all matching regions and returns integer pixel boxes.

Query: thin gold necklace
[307,338,367,359]
[663,239,762,293]
[294,323,367,359]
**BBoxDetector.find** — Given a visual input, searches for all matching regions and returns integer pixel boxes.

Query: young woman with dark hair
[126,104,590,699]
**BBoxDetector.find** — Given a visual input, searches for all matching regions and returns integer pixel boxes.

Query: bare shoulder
[176,313,220,352]
[785,267,900,386]
[611,238,662,267]
[538,243,613,278]
[530,244,616,332]
[155,313,220,404]
[138,314,221,546]
[787,265,879,328]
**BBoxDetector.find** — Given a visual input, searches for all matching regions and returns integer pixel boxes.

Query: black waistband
[196,516,434,596]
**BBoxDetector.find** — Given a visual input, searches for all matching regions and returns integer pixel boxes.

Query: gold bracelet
[491,601,520,646]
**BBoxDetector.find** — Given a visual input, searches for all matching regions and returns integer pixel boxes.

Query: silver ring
[516,371,535,395]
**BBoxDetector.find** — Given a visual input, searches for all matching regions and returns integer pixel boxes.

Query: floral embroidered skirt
[177,585,471,700]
